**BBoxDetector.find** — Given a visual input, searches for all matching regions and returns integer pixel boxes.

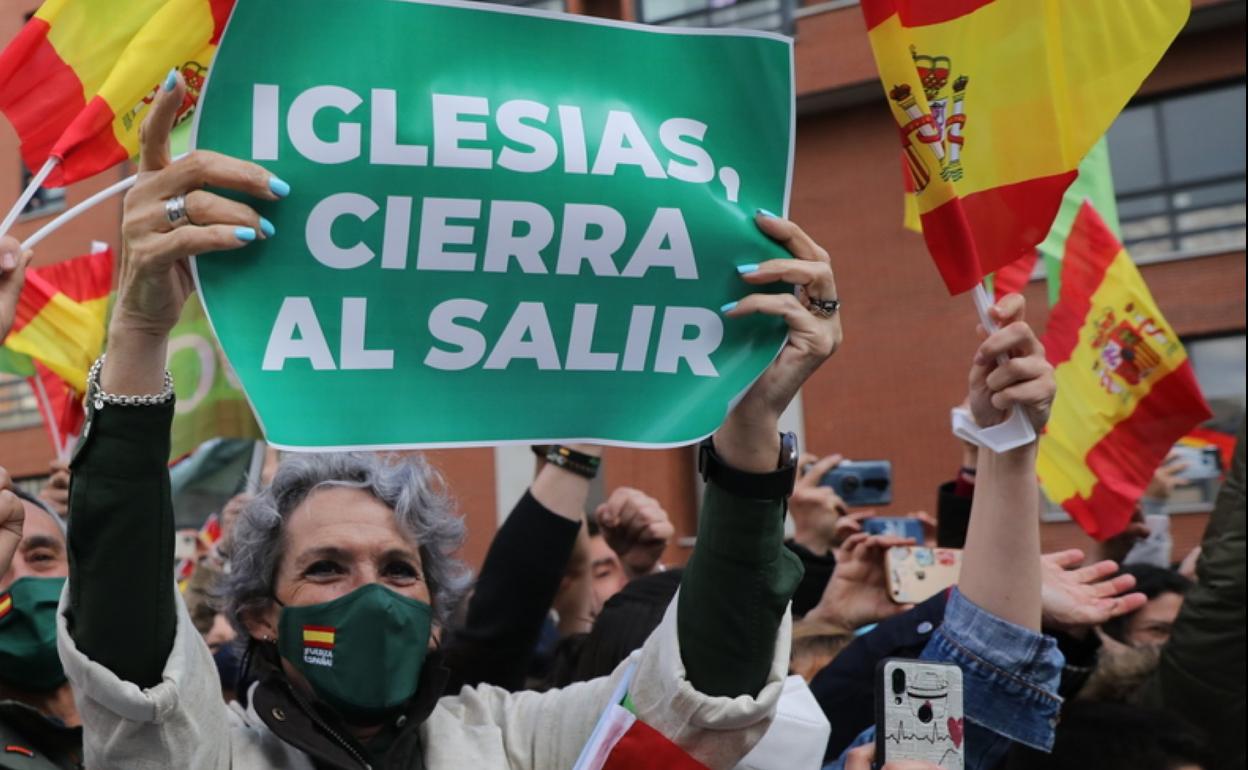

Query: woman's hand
[714,214,841,472]
[1,465,24,578]
[968,293,1054,432]
[113,70,283,339]
[104,70,286,394]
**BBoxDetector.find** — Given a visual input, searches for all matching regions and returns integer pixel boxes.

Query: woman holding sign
[52,72,843,769]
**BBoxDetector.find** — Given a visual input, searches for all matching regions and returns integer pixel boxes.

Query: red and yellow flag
[2,247,113,393]
[861,0,1188,294]
[0,593,12,621]
[1039,203,1211,540]
[0,0,233,187]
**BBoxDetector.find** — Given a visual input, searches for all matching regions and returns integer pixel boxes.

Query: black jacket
[0,701,81,770]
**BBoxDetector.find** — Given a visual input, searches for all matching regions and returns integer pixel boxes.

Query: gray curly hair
[221,452,470,639]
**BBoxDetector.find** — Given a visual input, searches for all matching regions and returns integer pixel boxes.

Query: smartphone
[1169,444,1222,482]
[875,658,965,770]
[864,516,925,543]
[174,529,199,562]
[821,460,893,506]
[886,546,962,604]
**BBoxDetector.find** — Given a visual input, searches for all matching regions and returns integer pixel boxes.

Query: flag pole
[1,158,60,241]
[29,371,65,460]
[21,172,138,252]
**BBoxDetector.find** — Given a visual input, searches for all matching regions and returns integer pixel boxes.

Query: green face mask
[277,583,432,723]
[0,576,68,693]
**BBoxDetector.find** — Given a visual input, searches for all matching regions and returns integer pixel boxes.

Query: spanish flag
[2,247,113,393]
[861,0,1188,294]
[303,625,336,650]
[1039,203,1211,540]
[0,0,234,187]
[0,593,11,621]
[573,665,708,770]
[990,138,1122,301]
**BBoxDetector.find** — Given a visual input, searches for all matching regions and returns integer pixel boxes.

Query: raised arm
[66,72,281,686]
[678,213,841,697]
[960,293,1055,630]
[442,445,599,691]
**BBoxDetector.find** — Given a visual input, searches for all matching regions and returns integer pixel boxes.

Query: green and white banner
[192,0,795,449]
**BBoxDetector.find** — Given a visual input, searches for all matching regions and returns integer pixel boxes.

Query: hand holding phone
[821,460,893,506]
[886,546,962,604]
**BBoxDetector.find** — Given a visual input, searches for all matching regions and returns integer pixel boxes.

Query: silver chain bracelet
[87,355,175,410]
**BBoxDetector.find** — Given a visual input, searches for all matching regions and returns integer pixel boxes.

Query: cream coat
[58,586,790,770]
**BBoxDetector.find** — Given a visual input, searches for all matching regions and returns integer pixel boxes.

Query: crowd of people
[0,71,1243,770]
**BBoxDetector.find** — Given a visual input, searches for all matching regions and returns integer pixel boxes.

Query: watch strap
[698,432,798,500]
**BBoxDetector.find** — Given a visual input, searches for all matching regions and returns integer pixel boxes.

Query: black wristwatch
[697,431,799,500]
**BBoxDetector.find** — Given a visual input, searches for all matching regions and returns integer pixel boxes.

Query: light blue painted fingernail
[736,263,759,275]
[235,227,257,243]
[720,301,738,314]
[268,176,291,198]
[757,208,778,219]
[163,68,178,92]
[259,217,276,238]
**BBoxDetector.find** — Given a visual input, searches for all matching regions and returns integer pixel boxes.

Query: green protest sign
[192,0,794,449]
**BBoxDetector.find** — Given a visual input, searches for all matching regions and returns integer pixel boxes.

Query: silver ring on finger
[807,297,841,319]
[165,194,191,228]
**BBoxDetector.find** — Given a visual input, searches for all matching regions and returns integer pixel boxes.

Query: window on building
[1186,333,1246,432]
[0,374,41,431]
[637,0,795,33]
[1106,82,1247,260]
[18,160,67,221]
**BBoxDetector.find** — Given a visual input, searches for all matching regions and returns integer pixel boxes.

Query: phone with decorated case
[874,658,965,770]
[886,546,962,604]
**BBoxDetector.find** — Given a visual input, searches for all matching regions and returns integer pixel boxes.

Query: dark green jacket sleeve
[1141,420,1245,770]
[677,480,803,698]
[66,402,177,689]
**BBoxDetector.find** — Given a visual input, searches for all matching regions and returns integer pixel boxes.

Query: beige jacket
[57,586,790,769]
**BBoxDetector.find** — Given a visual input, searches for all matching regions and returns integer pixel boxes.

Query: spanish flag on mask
[1039,203,1211,540]
[861,0,1188,295]
[0,0,234,187]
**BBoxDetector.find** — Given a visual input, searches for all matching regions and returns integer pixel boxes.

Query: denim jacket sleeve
[826,588,1064,770]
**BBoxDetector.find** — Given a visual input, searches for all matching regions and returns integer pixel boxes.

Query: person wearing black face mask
[0,469,82,770]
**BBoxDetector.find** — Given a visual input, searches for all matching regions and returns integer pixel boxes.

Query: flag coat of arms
[861,0,1189,294]
[1039,202,1211,539]
[0,0,233,186]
